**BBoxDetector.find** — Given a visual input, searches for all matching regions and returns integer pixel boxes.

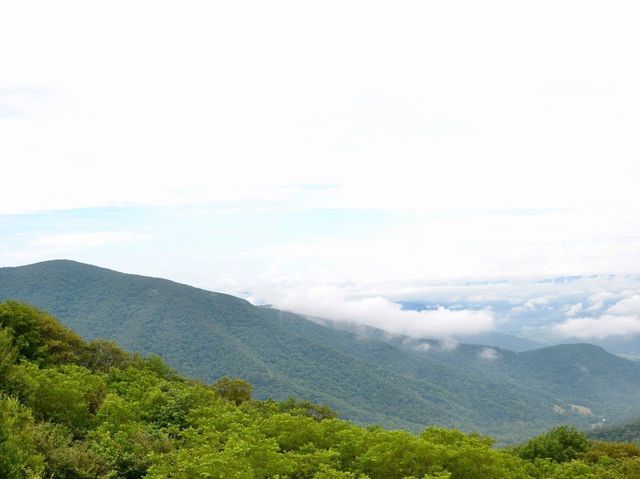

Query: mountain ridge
[3,259,640,443]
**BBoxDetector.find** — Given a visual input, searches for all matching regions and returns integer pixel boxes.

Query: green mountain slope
[5,301,640,478]
[455,331,544,352]
[313,319,640,422]
[2,260,640,443]
[589,417,640,443]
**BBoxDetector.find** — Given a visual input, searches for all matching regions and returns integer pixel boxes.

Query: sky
[2,1,640,342]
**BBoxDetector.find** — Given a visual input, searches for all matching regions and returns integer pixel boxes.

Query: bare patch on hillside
[569,404,593,416]
[553,404,566,414]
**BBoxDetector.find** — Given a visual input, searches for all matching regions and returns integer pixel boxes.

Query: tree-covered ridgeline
[2,301,640,478]
[6,260,640,445]
[589,418,640,444]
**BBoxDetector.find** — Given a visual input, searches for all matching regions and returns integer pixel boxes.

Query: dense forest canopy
[589,418,640,445]
[2,301,640,478]
[5,260,640,445]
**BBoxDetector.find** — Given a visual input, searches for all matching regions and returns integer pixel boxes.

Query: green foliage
[515,426,590,464]
[581,440,640,464]
[32,421,114,479]
[0,395,44,479]
[5,300,640,478]
[589,417,640,444]
[277,398,338,421]
[89,422,173,478]
[0,301,84,366]
[213,376,253,405]
[11,363,107,434]
[0,327,17,385]
[81,339,132,373]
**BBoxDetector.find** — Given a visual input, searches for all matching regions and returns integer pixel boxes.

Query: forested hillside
[590,418,640,444]
[3,260,640,444]
[4,301,640,478]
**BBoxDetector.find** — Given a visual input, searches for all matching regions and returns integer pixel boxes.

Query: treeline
[590,418,640,444]
[2,301,640,478]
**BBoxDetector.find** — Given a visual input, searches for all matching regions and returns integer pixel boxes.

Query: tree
[0,395,44,478]
[32,421,114,479]
[0,301,85,365]
[515,426,590,463]
[0,328,17,386]
[212,376,252,405]
[81,339,131,373]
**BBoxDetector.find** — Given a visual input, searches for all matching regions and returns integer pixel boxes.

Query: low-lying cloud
[607,295,640,316]
[552,315,640,340]
[266,286,495,339]
[216,271,640,343]
[479,347,499,360]
[552,294,640,340]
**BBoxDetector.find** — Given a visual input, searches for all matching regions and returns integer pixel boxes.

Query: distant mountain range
[3,259,640,444]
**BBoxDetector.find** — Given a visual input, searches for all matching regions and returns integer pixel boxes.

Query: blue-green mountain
[2,259,640,443]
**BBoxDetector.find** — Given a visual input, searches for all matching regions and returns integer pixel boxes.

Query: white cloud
[31,232,151,248]
[512,295,558,313]
[400,338,433,352]
[479,348,499,360]
[552,293,640,340]
[552,315,640,340]
[209,271,640,343]
[439,338,459,351]
[607,295,640,316]
[1,1,640,215]
[565,303,584,317]
[254,284,494,338]
[589,291,620,305]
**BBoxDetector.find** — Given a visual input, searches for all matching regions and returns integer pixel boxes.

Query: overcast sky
[2,1,640,340]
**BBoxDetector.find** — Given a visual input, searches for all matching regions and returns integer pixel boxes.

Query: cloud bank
[220,272,640,344]
[250,285,494,339]
[553,315,640,340]
[552,294,640,340]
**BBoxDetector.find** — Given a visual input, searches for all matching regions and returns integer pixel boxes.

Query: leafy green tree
[12,363,107,434]
[0,328,17,386]
[354,429,441,479]
[140,380,218,430]
[516,426,590,463]
[0,395,44,479]
[312,464,364,478]
[213,376,253,405]
[146,426,293,479]
[94,394,137,432]
[81,339,131,373]
[89,422,173,478]
[581,441,640,464]
[32,421,114,479]
[0,301,84,365]
[133,354,179,381]
[259,413,324,451]
[278,398,338,421]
